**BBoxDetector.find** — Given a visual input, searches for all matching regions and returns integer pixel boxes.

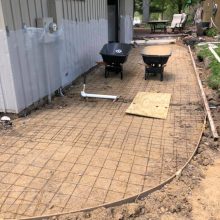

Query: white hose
[209,44,220,63]
[211,17,218,29]
[59,87,65,97]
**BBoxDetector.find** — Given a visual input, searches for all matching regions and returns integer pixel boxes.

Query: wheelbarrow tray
[142,55,170,66]
[141,45,172,63]
[141,46,172,81]
[100,43,132,64]
[100,43,132,79]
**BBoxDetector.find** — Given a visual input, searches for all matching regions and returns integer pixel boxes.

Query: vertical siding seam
[27,0,31,27]
[40,0,44,17]
[18,0,23,27]
[34,0,37,19]
[9,0,15,30]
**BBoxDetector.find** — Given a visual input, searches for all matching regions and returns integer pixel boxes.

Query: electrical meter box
[36,17,53,28]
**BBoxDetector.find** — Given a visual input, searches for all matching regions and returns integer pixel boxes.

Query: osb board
[126,92,172,119]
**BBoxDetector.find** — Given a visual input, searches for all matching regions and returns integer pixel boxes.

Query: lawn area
[196,44,220,89]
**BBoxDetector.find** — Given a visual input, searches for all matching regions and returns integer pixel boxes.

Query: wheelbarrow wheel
[120,72,123,80]
[120,65,123,80]
[105,69,108,78]
[145,69,149,80]
[160,67,164,81]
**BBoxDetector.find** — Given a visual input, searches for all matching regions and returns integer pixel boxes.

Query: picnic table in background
[148,20,169,33]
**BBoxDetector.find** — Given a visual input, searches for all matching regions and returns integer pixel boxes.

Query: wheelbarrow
[141,46,172,81]
[100,43,132,80]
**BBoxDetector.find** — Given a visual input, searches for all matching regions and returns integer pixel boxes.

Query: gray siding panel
[41,0,48,17]
[1,0,109,31]
[0,0,109,113]
[20,0,31,27]
[1,0,14,30]
[2,0,47,30]
[11,0,23,29]
[27,0,37,27]
[35,0,43,18]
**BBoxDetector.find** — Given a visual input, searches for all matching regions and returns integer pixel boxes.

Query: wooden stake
[188,45,219,140]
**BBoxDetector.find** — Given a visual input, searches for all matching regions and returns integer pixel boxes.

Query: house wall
[213,0,220,30]
[0,0,18,113]
[202,0,220,30]
[0,0,108,113]
[119,0,133,43]
[1,0,48,30]
[202,0,212,22]
[0,0,134,113]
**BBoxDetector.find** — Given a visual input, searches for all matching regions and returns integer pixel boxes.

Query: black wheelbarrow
[141,46,172,81]
[100,43,132,80]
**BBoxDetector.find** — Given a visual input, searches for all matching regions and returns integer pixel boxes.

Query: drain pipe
[81,84,118,101]
[208,44,220,63]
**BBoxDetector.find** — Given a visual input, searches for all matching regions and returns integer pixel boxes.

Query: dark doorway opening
[108,0,119,42]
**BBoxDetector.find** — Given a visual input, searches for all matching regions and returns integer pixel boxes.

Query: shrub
[196,45,220,89]
[205,27,218,37]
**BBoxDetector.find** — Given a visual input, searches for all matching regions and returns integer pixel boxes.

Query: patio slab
[0,44,205,219]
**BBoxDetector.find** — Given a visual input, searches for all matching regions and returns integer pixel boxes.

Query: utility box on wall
[36,17,53,28]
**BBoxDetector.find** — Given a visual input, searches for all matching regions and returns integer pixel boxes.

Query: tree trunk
[143,0,150,22]
[177,0,184,13]
[178,3,182,13]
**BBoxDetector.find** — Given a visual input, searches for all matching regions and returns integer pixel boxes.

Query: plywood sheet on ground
[126,92,171,119]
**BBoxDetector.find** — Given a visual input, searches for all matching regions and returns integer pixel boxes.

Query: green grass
[205,27,218,37]
[196,45,220,90]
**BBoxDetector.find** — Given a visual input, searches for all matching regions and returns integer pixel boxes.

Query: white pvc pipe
[198,42,220,46]
[59,87,65,97]
[209,45,220,63]
[81,84,118,100]
[211,17,218,29]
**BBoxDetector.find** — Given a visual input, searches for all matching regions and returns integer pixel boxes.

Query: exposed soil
[40,41,220,220]
[190,157,220,220]
[43,124,219,220]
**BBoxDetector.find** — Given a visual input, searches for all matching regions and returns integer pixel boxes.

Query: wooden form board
[126,92,172,119]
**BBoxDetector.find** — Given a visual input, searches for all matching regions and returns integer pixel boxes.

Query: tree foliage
[134,0,202,15]
[167,0,201,13]
[134,0,143,14]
